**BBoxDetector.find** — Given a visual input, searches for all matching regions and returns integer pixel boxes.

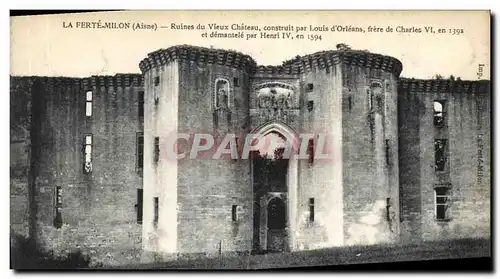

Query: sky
[10,10,490,80]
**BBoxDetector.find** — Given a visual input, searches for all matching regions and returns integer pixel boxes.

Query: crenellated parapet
[139,44,257,73]
[398,78,491,94]
[279,49,403,76]
[83,74,144,89]
[138,45,404,77]
[254,65,300,76]
[10,74,144,91]
[10,76,82,87]
[139,45,403,76]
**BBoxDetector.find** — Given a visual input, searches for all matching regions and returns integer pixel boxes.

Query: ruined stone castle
[10,44,491,266]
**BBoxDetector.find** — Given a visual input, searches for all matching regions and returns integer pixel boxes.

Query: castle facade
[10,45,491,266]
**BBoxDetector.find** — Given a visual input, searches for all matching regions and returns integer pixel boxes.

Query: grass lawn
[116,238,491,270]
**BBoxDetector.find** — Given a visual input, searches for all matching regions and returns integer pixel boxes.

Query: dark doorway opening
[251,132,289,254]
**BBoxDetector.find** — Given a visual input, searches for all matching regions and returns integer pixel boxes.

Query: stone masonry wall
[341,66,399,246]
[176,61,253,254]
[12,75,145,267]
[10,77,33,238]
[398,79,491,243]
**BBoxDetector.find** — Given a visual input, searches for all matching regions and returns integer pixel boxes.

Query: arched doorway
[250,122,299,254]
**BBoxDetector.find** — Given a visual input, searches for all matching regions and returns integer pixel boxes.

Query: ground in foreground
[115,238,491,270]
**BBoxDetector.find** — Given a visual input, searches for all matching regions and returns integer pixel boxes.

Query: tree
[336,43,351,51]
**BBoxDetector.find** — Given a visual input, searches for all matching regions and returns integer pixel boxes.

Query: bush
[10,233,93,270]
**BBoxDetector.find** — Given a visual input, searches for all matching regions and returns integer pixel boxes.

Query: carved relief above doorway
[253,82,297,122]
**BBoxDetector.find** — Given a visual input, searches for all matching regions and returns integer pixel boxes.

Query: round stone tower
[139,45,256,258]
[138,44,404,260]
[278,45,403,249]
[337,46,403,245]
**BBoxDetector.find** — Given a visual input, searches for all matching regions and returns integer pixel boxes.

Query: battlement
[398,78,491,94]
[10,76,82,87]
[139,45,403,76]
[83,74,143,89]
[10,74,144,91]
[280,49,403,75]
[139,44,257,73]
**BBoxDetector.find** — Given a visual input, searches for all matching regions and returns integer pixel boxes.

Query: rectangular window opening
[138,91,144,118]
[83,134,93,174]
[136,189,143,224]
[368,89,374,110]
[385,197,391,222]
[154,76,160,105]
[86,91,93,101]
[434,100,446,127]
[306,83,314,92]
[348,96,352,112]
[232,205,238,222]
[137,132,144,170]
[309,198,315,222]
[154,90,159,106]
[307,100,314,112]
[307,138,315,165]
[154,137,160,164]
[85,91,93,117]
[234,137,240,160]
[435,187,450,221]
[153,197,159,228]
[435,139,448,171]
[233,77,239,87]
[53,186,63,228]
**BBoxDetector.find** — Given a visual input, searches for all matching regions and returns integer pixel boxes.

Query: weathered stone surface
[10,45,490,266]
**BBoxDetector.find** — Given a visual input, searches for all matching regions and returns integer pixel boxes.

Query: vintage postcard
[9,10,491,270]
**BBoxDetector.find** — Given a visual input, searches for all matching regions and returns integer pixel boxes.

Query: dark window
[268,198,286,230]
[435,187,450,220]
[137,133,144,170]
[234,137,240,161]
[348,96,352,112]
[232,205,238,222]
[233,77,239,87]
[154,77,160,105]
[434,101,445,127]
[83,135,93,174]
[154,137,160,164]
[138,91,144,118]
[307,100,314,112]
[307,138,315,165]
[306,83,314,92]
[385,198,391,222]
[153,197,159,228]
[435,139,448,171]
[53,186,63,228]
[309,198,315,222]
[136,189,143,224]
[376,95,383,111]
[154,90,159,106]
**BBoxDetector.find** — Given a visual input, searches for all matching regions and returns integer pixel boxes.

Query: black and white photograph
[8,10,492,271]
